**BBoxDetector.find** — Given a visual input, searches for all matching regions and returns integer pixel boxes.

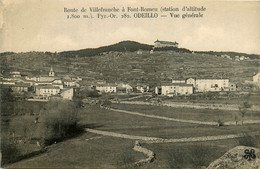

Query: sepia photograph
[0,0,260,168]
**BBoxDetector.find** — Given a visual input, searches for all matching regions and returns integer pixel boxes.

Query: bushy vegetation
[1,100,83,165]
[38,101,82,145]
[0,86,16,103]
[78,89,100,99]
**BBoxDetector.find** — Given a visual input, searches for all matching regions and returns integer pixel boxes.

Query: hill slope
[59,41,153,57]
[0,41,259,86]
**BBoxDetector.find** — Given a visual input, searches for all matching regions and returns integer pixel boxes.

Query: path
[86,128,260,144]
[121,95,151,101]
[109,108,260,126]
[115,100,260,111]
[110,108,218,125]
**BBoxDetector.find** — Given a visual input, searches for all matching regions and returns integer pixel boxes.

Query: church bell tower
[49,67,55,77]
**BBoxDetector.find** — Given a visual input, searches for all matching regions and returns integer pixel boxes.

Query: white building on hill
[154,40,179,48]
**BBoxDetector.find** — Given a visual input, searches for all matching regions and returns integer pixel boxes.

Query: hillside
[59,41,153,58]
[0,41,259,86]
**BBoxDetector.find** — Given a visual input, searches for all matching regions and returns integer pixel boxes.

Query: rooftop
[95,83,117,87]
[161,83,193,87]
[13,83,31,87]
[36,85,60,89]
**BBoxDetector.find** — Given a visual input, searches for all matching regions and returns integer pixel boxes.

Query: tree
[232,111,239,125]
[238,94,252,125]
[0,86,15,102]
[100,99,112,109]
[238,107,246,125]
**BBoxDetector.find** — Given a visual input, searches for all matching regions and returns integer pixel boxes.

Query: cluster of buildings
[0,68,152,101]
[0,67,80,100]
[220,54,250,61]
[2,66,258,100]
[155,77,237,96]
[93,81,149,94]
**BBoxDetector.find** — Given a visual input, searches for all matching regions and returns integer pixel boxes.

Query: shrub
[217,119,224,127]
[243,101,252,109]
[38,100,82,145]
[86,90,100,98]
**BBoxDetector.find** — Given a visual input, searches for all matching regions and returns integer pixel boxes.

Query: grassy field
[6,134,145,169]
[144,139,244,169]
[4,103,260,168]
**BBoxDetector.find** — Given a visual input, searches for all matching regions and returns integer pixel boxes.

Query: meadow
[5,102,260,169]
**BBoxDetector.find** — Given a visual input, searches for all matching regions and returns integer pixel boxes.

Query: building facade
[35,85,61,97]
[95,84,117,93]
[161,83,193,96]
[10,83,30,92]
[61,88,74,100]
[195,79,229,92]
[154,40,179,48]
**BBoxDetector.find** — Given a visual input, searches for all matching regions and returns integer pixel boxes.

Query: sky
[0,0,260,54]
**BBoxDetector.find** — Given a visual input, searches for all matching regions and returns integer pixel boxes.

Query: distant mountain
[59,41,153,57]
